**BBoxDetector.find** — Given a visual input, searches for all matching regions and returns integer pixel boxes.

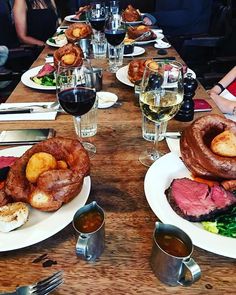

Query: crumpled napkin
[154,39,171,49]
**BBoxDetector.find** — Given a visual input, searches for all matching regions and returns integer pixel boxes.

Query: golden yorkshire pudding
[122,5,141,22]
[180,114,236,180]
[5,137,90,211]
[127,25,156,41]
[53,43,84,68]
[127,59,153,83]
[65,23,92,43]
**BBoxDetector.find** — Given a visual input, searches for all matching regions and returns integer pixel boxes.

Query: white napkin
[0,102,58,121]
[154,39,171,49]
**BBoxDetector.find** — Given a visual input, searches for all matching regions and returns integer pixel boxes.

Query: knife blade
[0,108,60,114]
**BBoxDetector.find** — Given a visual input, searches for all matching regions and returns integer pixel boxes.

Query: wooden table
[0,42,235,295]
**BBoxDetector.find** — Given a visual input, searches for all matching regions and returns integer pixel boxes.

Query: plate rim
[0,145,91,252]
[21,65,56,90]
[64,14,87,23]
[144,151,236,258]
[46,39,68,48]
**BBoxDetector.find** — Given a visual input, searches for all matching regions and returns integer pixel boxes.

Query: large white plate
[116,65,196,87]
[21,65,56,90]
[123,46,145,57]
[0,146,91,252]
[135,30,164,45]
[46,39,68,48]
[64,14,86,23]
[144,152,236,258]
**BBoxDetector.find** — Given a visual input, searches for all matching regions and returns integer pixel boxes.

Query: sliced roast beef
[166,178,236,222]
[0,156,18,169]
[36,63,55,78]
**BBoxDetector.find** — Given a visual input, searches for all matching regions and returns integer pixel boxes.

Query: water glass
[110,0,119,14]
[107,43,124,72]
[92,35,107,59]
[80,96,98,137]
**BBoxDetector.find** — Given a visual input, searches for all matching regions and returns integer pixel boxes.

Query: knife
[0,108,60,114]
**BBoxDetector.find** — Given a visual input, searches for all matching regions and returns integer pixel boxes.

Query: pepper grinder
[175,73,198,122]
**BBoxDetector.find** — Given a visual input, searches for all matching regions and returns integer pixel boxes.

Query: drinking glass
[139,60,184,167]
[89,2,106,32]
[105,14,126,72]
[110,0,119,15]
[56,62,97,154]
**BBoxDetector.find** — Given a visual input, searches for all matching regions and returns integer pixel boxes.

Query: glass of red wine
[56,63,97,154]
[105,14,126,72]
[89,2,106,32]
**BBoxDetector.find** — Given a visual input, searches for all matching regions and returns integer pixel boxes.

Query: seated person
[13,0,59,47]
[209,66,236,120]
[143,0,213,37]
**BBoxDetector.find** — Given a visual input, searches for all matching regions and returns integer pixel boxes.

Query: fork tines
[32,271,64,295]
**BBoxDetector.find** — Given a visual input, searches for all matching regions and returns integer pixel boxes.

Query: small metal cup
[150,222,201,286]
[73,201,105,262]
[84,67,103,91]
[77,38,91,58]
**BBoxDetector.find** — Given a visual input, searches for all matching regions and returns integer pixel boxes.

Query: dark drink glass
[56,64,97,154]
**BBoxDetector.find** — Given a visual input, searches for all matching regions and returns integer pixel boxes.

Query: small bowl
[124,43,134,55]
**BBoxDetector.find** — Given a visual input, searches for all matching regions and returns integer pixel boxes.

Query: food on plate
[5,137,90,211]
[26,152,57,183]
[31,63,56,86]
[65,23,92,42]
[127,25,156,41]
[127,59,153,83]
[48,32,68,46]
[72,5,91,21]
[202,207,236,237]
[180,114,236,180]
[53,43,84,68]
[165,178,236,222]
[0,202,29,232]
[122,5,141,22]
[0,156,18,207]
[211,130,236,157]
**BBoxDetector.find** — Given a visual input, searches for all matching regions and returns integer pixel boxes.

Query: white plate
[123,46,145,57]
[97,91,118,108]
[64,14,86,23]
[144,152,236,259]
[21,65,56,90]
[154,39,171,49]
[0,145,91,252]
[116,65,196,87]
[135,30,164,45]
[46,39,68,48]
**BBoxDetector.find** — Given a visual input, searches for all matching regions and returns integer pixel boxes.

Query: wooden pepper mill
[175,73,198,122]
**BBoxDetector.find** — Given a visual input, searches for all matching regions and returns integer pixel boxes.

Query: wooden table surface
[0,40,235,295]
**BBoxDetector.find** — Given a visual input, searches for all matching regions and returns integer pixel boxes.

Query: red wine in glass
[90,18,106,31]
[58,87,96,116]
[105,29,126,46]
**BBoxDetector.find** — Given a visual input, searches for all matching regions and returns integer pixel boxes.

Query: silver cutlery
[0,270,63,295]
[163,132,181,139]
[0,102,61,114]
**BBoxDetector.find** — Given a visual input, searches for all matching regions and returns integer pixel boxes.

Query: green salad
[31,73,56,86]
[202,207,236,238]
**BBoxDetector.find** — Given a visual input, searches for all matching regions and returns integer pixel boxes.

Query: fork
[0,271,63,295]
[0,102,59,112]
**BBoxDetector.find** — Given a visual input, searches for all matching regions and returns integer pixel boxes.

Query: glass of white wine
[139,60,184,167]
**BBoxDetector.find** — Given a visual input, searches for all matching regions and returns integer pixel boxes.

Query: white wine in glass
[139,60,184,167]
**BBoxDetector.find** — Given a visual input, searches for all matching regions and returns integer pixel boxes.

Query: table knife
[0,108,60,114]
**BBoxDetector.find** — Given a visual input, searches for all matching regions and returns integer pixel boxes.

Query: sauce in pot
[155,233,190,257]
[74,209,103,233]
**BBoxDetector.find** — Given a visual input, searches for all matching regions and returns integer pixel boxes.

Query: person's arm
[13,0,45,46]
[210,66,236,95]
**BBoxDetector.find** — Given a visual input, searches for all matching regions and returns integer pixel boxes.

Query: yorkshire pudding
[122,5,141,22]
[180,114,236,180]
[127,25,156,41]
[65,23,92,43]
[128,59,153,83]
[5,137,90,211]
[53,43,84,68]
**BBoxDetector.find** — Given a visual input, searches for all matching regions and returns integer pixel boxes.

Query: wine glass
[139,60,184,167]
[89,2,106,33]
[105,14,126,72]
[56,62,97,154]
